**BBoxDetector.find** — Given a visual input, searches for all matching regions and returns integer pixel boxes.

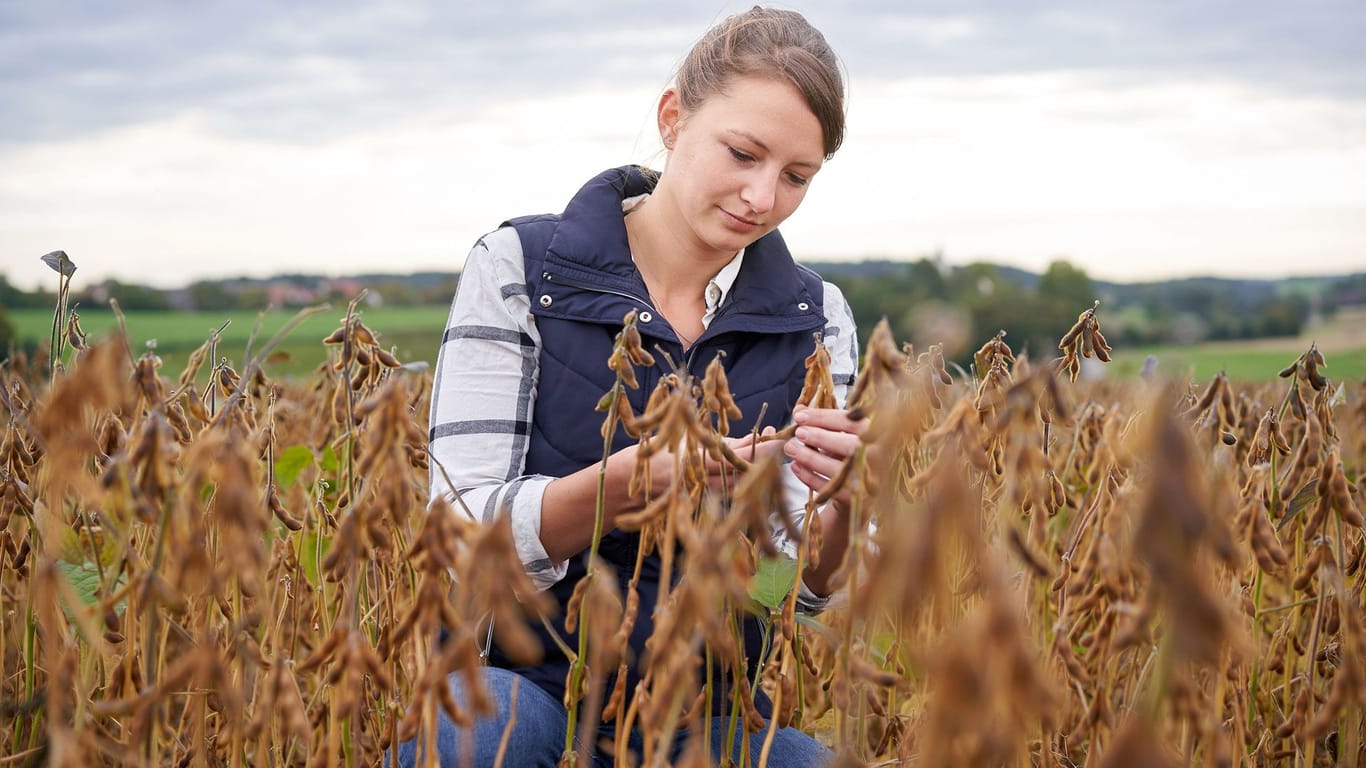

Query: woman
[408,7,864,766]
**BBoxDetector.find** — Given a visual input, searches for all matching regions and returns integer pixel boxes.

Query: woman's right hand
[610,429,787,510]
[542,431,787,561]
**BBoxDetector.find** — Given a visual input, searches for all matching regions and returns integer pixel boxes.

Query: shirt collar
[703,250,744,328]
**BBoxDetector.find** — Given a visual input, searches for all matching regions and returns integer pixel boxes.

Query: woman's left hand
[783,404,870,511]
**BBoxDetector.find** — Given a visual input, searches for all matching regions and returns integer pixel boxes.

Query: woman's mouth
[721,208,760,231]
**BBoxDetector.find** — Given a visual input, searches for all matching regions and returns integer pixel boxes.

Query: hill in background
[3,259,1363,369]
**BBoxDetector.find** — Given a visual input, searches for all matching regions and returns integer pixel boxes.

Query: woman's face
[656,75,825,259]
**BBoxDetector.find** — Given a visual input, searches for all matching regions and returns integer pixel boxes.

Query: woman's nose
[740,171,777,215]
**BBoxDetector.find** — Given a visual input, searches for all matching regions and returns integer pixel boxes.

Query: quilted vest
[486,166,828,720]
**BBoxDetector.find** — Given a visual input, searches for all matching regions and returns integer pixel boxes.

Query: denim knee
[393,667,567,768]
[706,718,832,767]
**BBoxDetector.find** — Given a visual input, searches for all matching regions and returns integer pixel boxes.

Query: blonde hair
[675,6,846,158]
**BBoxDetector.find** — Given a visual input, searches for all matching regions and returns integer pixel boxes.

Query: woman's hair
[675,6,845,159]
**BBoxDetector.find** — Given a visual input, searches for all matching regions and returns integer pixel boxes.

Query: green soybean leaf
[55,560,128,614]
[56,526,86,565]
[1277,480,1319,531]
[299,530,332,587]
[275,445,313,490]
[57,560,102,606]
[795,613,841,646]
[749,556,799,610]
[320,445,339,473]
[870,632,897,665]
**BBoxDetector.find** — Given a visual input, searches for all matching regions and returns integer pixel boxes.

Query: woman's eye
[727,147,755,163]
[786,172,809,187]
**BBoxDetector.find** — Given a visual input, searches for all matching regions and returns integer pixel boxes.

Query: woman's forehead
[687,76,823,162]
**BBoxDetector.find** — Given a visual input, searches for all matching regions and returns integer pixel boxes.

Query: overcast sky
[2,1,1364,290]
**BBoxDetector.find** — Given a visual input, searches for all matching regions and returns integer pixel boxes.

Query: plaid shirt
[428,224,859,605]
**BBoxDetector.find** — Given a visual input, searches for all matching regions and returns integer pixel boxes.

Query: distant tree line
[2,264,1362,365]
[807,258,1353,368]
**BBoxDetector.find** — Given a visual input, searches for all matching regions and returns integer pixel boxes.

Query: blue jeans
[392,667,831,767]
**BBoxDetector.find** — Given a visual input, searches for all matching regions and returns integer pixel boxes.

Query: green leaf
[1277,480,1320,532]
[275,445,314,490]
[56,560,102,606]
[99,530,122,569]
[298,530,332,587]
[748,556,799,610]
[320,445,339,473]
[794,613,841,647]
[869,632,897,665]
[55,526,86,565]
[1288,480,1318,516]
[55,559,127,639]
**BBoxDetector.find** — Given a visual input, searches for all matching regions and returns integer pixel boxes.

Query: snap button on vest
[638,311,653,323]
[539,295,553,307]
[797,302,810,311]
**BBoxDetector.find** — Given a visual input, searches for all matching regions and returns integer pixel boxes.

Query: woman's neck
[624,195,732,304]
[625,196,736,349]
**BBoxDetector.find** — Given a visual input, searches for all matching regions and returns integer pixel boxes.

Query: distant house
[265,282,318,307]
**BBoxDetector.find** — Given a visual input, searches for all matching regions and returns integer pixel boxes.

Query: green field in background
[8,306,1363,383]
[7,305,450,375]
[1110,344,1366,383]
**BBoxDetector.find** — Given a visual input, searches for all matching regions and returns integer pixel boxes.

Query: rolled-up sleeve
[771,280,859,613]
[428,227,567,589]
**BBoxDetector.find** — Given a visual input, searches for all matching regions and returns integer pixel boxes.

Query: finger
[788,459,826,494]
[725,436,786,465]
[730,424,778,448]
[784,435,847,479]
[727,433,758,451]
[791,424,861,461]
[707,435,784,475]
[789,456,852,509]
[794,405,868,437]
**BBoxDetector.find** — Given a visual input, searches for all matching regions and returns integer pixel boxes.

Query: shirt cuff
[506,476,568,591]
[796,577,832,614]
[439,475,568,592]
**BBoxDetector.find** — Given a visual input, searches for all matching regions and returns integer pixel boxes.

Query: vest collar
[543,166,824,330]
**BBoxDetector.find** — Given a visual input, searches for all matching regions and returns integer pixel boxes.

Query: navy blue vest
[487,166,828,720]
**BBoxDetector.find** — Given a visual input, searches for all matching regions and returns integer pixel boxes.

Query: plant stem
[565,378,624,761]
[20,607,38,755]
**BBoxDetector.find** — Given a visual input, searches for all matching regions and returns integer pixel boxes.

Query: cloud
[4,66,1361,289]
[0,84,664,288]
[0,1,702,143]
[3,1,1363,146]
[2,1,1363,287]
[824,1,1366,96]
[778,70,1366,280]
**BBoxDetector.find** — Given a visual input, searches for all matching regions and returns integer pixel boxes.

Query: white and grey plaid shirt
[428,224,859,607]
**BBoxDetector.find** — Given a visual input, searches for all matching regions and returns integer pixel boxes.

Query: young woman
[407,7,865,766]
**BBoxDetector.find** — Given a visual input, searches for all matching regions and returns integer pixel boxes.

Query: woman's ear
[657,88,681,150]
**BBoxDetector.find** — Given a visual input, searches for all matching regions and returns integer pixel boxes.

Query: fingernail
[794,409,809,424]
[795,427,809,441]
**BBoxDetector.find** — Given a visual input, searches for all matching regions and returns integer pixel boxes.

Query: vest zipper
[541,271,651,309]
[542,271,698,351]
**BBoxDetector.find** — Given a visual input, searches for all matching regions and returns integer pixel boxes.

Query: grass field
[7,304,1363,382]
[5,304,450,375]
[1111,344,1366,383]
[1109,307,1366,383]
